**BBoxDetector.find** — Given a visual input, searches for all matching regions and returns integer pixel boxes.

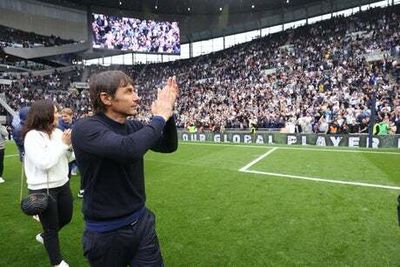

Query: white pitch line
[276,146,400,155]
[181,141,400,190]
[239,147,278,172]
[5,154,18,158]
[241,169,400,190]
[180,142,400,155]
[180,142,268,149]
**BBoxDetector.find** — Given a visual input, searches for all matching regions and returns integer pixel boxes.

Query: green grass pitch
[1,141,400,266]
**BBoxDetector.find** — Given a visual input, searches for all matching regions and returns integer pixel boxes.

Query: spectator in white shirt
[22,99,73,267]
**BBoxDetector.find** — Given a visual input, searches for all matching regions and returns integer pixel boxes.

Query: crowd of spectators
[0,24,75,48]
[1,5,400,136]
[92,13,180,54]
[0,68,85,113]
[130,4,400,135]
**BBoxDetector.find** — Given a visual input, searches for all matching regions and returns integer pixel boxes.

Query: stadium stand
[0,24,76,48]
[86,4,400,134]
[0,4,399,135]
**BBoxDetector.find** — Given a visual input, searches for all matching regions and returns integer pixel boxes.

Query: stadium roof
[36,0,324,15]
[28,0,383,60]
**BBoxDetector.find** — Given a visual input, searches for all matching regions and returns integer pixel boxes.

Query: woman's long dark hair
[22,99,56,139]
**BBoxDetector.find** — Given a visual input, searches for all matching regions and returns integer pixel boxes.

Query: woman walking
[23,99,73,267]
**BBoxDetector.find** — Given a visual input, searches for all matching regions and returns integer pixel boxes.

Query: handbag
[20,164,51,216]
[21,192,49,215]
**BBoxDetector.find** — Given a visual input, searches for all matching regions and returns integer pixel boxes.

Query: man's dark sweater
[71,113,177,221]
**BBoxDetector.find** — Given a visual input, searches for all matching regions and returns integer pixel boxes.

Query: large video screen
[91,13,180,54]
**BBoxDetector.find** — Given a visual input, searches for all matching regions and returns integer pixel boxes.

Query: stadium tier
[1,4,399,136]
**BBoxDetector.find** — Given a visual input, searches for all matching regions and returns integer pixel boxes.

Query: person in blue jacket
[12,106,30,161]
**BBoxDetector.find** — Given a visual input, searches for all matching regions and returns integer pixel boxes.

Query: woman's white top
[24,129,72,190]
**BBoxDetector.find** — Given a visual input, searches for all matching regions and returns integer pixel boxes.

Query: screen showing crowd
[91,13,180,54]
